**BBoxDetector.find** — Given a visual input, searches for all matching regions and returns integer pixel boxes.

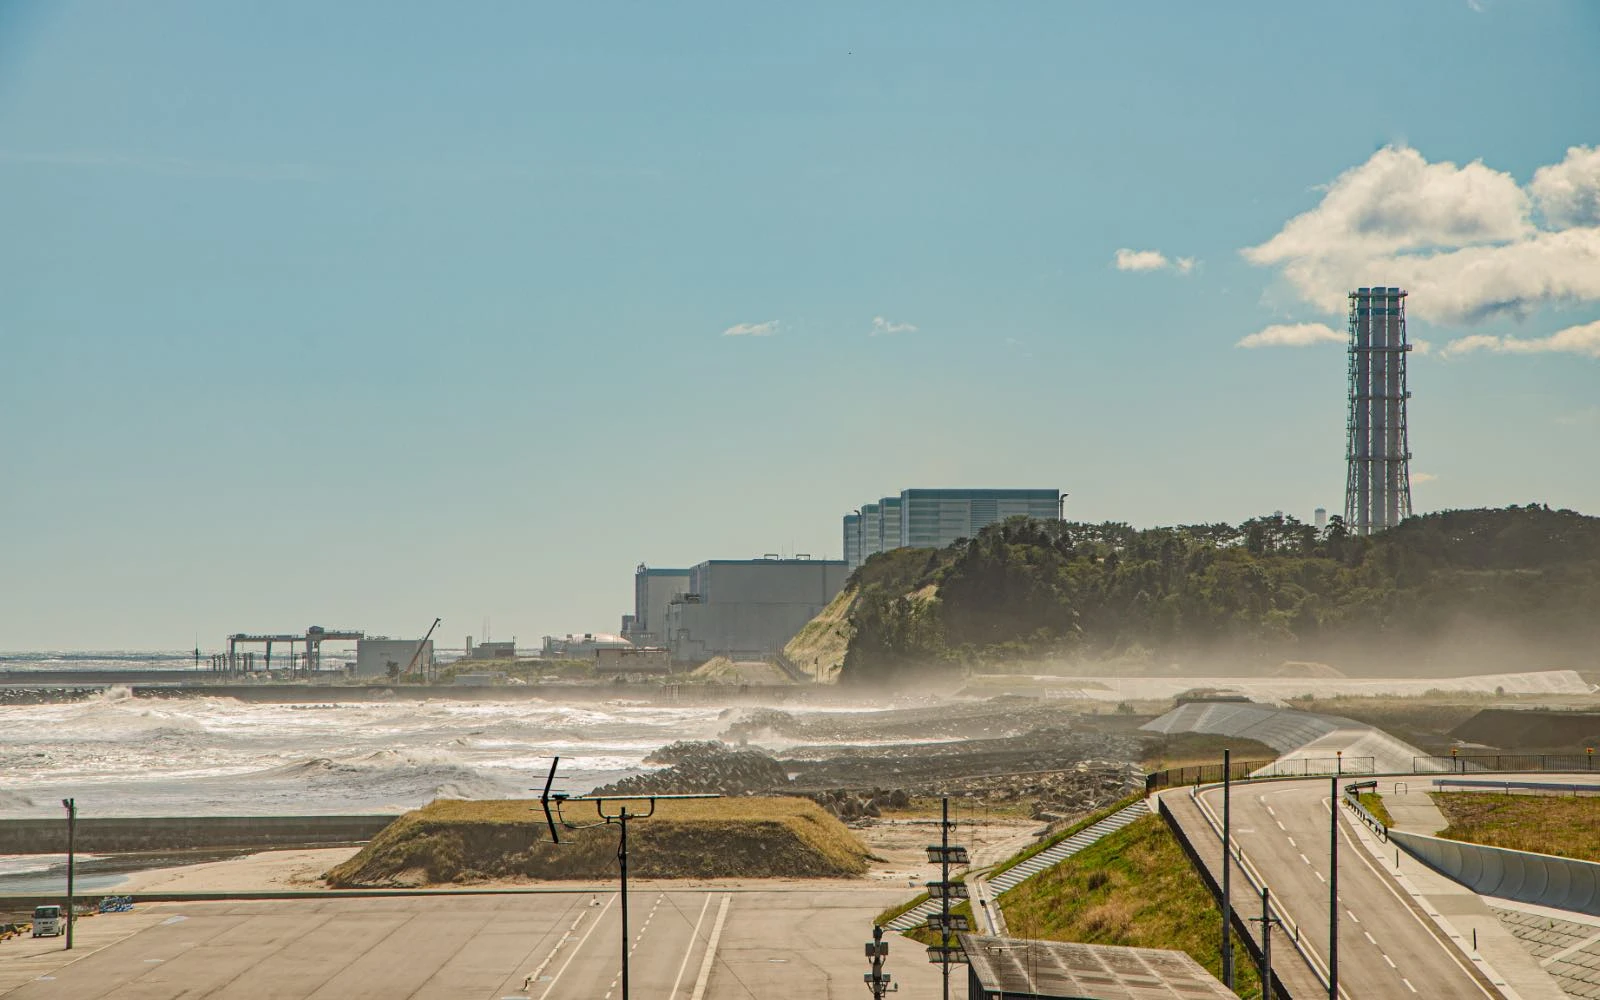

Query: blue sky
[2,1,1597,648]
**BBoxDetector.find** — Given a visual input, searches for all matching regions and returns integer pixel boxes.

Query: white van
[31,905,63,937]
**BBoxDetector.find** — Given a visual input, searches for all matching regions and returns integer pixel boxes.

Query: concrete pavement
[0,889,947,999]
[1186,778,1503,999]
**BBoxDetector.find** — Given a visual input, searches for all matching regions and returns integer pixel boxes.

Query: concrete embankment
[0,815,397,854]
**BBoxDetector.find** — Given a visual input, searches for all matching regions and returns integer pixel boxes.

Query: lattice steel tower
[1344,286,1413,535]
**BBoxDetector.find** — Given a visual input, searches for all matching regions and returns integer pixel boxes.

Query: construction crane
[401,617,442,678]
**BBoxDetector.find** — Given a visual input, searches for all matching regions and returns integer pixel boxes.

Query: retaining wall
[1390,828,1600,916]
[0,815,397,854]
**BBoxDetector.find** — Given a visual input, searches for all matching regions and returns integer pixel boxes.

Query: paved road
[0,889,944,999]
[1192,778,1502,1000]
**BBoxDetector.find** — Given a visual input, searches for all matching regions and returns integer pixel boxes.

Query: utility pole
[864,925,895,997]
[1221,748,1233,989]
[923,797,969,989]
[1250,885,1281,1000]
[1329,774,1339,999]
[62,798,75,951]
[536,758,718,1000]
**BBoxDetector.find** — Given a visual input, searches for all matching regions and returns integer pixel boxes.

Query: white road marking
[1287,837,1296,848]
[1266,805,1276,816]
[1300,853,1311,865]
[1348,910,1360,924]
[689,894,733,1000]
[1383,953,1397,969]
[1315,872,1325,883]
[1403,978,1418,992]
[541,893,618,998]
[1365,931,1377,945]
[1277,820,1286,830]
[668,894,715,1000]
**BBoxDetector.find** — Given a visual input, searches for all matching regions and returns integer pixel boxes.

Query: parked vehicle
[31,905,63,937]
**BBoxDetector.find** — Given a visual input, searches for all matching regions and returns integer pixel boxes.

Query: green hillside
[838,506,1600,684]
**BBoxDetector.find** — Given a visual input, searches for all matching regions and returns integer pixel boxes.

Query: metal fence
[1145,756,1377,792]
[1413,754,1600,774]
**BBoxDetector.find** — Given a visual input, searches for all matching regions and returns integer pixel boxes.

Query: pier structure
[221,626,364,675]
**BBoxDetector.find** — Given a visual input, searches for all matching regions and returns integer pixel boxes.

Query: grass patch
[327,796,869,887]
[873,892,930,929]
[999,813,1262,999]
[1433,792,1600,861]
[1358,792,1394,827]
[986,792,1144,881]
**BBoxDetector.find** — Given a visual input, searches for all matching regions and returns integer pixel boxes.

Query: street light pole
[62,798,75,951]
[1329,774,1338,999]
[1221,748,1233,989]
[618,806,630,1000]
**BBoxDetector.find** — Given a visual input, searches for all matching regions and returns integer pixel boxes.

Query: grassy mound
[1433,792,1600,861]
[998,813,1263,999]
[325,797,870,887]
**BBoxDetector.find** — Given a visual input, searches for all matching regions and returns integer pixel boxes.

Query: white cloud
[1114,248,1169,271]
[1243,145,1600,325]
[1411,338,1433,356]
[1175,257,1197,275]
[1441,319,1600,359]
[722,320,779,337]
[870,316,917,336]
[1531,145,1600,228]
[1410,472,1438,485]
[1236,322,1345,349]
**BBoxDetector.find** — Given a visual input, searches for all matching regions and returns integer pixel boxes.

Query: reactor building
[1344,286,1414,535]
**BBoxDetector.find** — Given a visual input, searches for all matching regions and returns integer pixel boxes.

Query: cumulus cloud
[1236,322,1345,349]
[1531,145,1600,228]
[870,316,917,336]
[1114,248,1196,273]
[1243,145,1600,325]
[1410,472,1439,485]
[1441,319,1600,359]
[722,320,779,337]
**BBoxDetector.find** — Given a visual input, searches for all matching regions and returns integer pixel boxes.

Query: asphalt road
[0,889,945,999]
[1194,778,1502,1000]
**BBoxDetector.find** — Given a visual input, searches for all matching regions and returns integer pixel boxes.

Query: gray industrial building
[354,638,434,677]
[843,488,1063,570]
[662,557,848,663]
[622,564,691,646]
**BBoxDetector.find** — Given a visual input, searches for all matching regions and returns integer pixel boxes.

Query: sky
[2,1,1598,649]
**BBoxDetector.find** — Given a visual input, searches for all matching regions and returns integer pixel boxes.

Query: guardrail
[1414,753,1600,773]
[1340,780,1388,842]
[1145,756,1376,793]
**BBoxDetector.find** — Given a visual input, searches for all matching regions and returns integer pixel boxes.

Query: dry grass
[1433,792,1600,861]
[326,796,869,887]
[999,813,1262,999]
[1359,792,1394,827]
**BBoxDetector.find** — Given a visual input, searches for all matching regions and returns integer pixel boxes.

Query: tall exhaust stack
[1344,286,1413,535]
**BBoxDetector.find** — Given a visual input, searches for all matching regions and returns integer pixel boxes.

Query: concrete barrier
[1390,828,1600,916]
[0,815,397,854]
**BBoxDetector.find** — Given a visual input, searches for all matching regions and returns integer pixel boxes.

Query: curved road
[1184,777,1501,1000]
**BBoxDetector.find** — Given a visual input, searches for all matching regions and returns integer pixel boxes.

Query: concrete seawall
[1391,827,1600,916]
[0,815,397,854]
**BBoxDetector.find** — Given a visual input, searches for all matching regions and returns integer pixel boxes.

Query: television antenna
[535,757,719,1000]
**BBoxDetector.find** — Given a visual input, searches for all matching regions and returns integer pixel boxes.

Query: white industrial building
[622,565,691,646]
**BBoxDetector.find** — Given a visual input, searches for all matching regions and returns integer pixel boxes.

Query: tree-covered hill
[839,505,1600,684]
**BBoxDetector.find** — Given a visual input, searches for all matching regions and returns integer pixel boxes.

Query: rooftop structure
[1344,286,1413,535]
[960,935,1237,999]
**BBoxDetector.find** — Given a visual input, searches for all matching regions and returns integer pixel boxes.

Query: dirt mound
[598,742,790,796]
[1450,709,1600,750]
[324,797,869,887]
